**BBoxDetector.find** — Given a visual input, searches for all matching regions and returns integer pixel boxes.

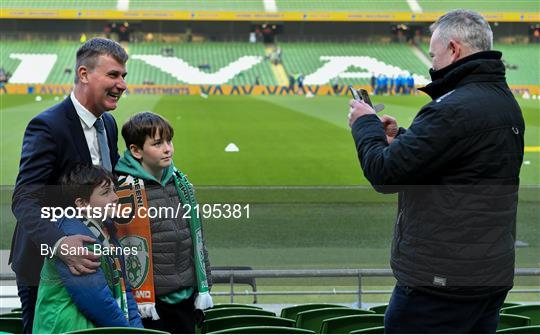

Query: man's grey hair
[430,9,493,52]
[74,38,128,84]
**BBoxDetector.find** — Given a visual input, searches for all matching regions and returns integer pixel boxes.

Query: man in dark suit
[11,38,128,333]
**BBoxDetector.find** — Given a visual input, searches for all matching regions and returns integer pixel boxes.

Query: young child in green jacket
[33,164,142,333]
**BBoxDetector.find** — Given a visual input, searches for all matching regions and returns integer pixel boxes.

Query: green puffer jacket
[33,218,142,333]
[33,257,96,333]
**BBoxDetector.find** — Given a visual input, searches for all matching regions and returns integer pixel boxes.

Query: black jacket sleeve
[12,116,65,248]
[351,106,459,193]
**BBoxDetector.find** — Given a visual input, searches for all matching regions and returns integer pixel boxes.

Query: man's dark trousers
[17,283,38,334]
[142,293,199,333]
[384,285,507,333]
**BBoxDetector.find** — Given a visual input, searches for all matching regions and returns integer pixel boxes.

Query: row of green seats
[2,302,539,334]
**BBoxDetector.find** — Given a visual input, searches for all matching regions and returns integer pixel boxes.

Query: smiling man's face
[81,54,127,115]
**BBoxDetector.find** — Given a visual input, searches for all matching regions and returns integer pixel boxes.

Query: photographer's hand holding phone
[348,98,376,127]
[347,86,398,144]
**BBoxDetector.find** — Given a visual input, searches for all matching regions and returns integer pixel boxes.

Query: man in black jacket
[348,9,524,333]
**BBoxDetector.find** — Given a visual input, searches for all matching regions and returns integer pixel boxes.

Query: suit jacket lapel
[102,113,118,164]
[63,97,92,164]
[102,114,115,149]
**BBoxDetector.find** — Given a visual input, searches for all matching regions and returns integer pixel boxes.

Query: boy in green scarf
[33,164,143,333]
[115,111,212,333]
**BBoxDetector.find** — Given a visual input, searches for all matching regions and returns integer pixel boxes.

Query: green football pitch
[1,94,539,303]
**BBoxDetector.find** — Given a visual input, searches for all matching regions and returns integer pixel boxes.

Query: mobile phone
[349,85,384,113]
[349,85,362,101]
[348,86,373,107]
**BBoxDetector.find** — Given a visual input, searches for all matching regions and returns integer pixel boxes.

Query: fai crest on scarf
[120,236,150,289]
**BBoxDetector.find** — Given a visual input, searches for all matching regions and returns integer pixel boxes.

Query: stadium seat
[350,326,385,334]
[209,326,316,334]
[368,304,388,314]
[280,303,346,320]
[0,312,22,318]
[496,325,540,334]
[210,304,263,310]
[0,317,23,334]
[497,314,531,330]
[295,308,375,332]
[501,302,521,309]
[9,308,22,313]
[202,316,294,334]
[319,314,385,334]
[66,327,168,334]
[500,305,540,325]
[205,307,275,320]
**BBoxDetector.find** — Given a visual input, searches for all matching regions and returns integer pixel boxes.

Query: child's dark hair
[60,164,115,205]
[121,112,174,149]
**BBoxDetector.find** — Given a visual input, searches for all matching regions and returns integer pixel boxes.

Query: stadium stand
[1,0,115,9]
[279,42,431,85]
[2,40,537,86]
[129,42,276,85]
[129,0,266,11]
[3,0,538,13]
[275,0,411,12]
[0,41,276,85]
[1,41,78,84]
[419,43,539,85]
[417,0,540,13]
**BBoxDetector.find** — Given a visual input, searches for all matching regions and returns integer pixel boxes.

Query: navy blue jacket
[10,97,120,285]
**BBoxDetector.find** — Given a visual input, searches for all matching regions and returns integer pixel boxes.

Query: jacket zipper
[395,209,404,253]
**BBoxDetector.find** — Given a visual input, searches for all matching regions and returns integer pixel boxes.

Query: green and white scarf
[82,218,129,320]
[172,168,213,310]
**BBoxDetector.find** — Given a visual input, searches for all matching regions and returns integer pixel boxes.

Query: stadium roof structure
[1,0,539,22]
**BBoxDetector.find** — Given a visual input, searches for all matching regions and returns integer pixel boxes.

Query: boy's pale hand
[57,234,101,275]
